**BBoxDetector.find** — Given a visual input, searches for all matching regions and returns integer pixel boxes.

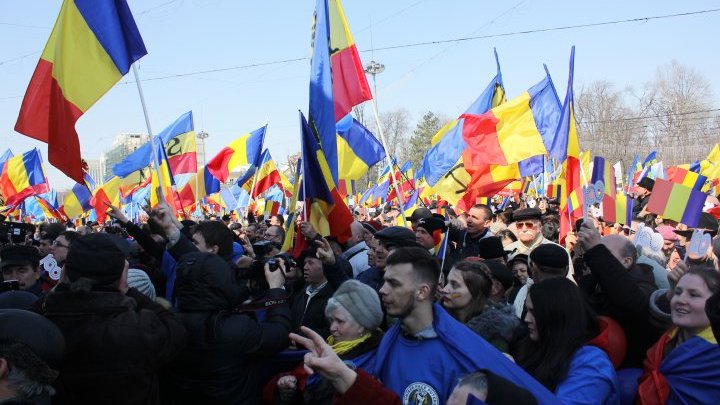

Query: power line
[580,108,720,124]
[116,7,720,84]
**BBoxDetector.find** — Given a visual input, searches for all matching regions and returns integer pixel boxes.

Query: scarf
[326,332,371,356]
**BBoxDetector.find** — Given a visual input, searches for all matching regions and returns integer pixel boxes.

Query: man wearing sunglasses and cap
[505,208,554,260]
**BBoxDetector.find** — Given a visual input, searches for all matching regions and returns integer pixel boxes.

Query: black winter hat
[417,217,447,234]
[375,226,421,248]
[529,243,569,269]
[65,233,128,284]
[406,207,432,222]
[637,177,655,191]
[483,260,514,290]
[477,237,506,260]
[0,309,65,367]
[512,208,542,223]
[0,245,41,269]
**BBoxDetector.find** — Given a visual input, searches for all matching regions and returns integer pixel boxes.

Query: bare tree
[576,80,643,169]
[636,60,717,165]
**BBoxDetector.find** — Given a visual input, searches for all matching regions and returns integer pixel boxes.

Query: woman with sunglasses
[639,264,720,404]
[516,277,620,404]
[440,260,521,353]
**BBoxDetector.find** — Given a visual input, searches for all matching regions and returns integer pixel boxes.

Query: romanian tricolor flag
[90,176,121,223]
[546,183,562,200]
[61,182,93,219]
[282,159,303,254]
[0,149,50,207]
[461,73,559,166]
[300,111,353,243]
[637,327,720,405]
[337,115,385,180]
[309,0,373,183]
[422,50,506,206]
[175,166,221,209]
[602,193,632,226]
[15,0,147,183]
[113,112,196,179]
[646,178,706,227]
[591,156,616,198]
[206,125,265,182]
[150,137,177,209]
[567,186,584,219]
[666,166,707,192]
[247,149,282,198]
[554,47,582,241]
[457,163,518,212]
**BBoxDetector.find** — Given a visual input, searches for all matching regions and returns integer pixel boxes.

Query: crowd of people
[2,183,720,404]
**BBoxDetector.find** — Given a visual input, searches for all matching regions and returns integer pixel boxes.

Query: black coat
[42,286,187,405]
[289,281,334,339]
[165,253,291,405]
[578,244,664,368]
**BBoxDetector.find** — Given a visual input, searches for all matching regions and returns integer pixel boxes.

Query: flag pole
[131,63,166,197]
[368,98,409,228]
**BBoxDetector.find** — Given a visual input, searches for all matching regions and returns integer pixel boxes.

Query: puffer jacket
[165,252,291,405]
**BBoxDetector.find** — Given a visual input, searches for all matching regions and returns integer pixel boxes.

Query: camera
[0,280,21,292]
[0,222,28,244]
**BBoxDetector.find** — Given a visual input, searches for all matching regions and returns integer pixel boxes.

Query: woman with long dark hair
[516,277,619,404]
[440,260,521,353]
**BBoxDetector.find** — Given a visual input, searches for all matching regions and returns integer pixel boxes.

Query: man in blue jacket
[365,247,557,404]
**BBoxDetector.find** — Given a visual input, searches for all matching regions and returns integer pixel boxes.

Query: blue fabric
[364,304,557,404]
[231,242,245,263]
[160,251,176,303]
[554,346,620,405]
[74,0,147,74]
[662,334,720,405]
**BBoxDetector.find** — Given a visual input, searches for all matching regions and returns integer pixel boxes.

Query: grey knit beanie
[329,280,383,331]
[127,269,156,300]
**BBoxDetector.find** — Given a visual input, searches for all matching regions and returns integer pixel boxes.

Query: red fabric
[330,46,372,122]
[253,170,282,198]
[636,330,673,405]
[167,152,197,175]
[335,369,401,405]
[587,316,627,369]
[460,113,508,166]
[205,146,234,182]
[15,59,85,183]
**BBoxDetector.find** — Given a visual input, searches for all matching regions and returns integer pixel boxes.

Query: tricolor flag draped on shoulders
[0,149,50,208]
[206,125,266,182]
[309,0,373,184]
[300,111,353,243]
[15,0,147,183]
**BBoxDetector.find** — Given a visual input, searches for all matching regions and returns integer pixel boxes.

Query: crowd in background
[1,183,720,405]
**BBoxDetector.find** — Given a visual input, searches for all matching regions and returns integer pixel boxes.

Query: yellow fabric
[493,92,548,164]
[337,134,370,180]
[328,0,354,49]
[44,1,122,112]
[431,120,458,146]
[326,332,371,356]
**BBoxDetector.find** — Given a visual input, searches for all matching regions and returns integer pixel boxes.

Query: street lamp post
[364,60,385,110]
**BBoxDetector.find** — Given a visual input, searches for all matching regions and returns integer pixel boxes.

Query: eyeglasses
[515,222,537,229]
[52,240,69,248]
[264,233,280,239]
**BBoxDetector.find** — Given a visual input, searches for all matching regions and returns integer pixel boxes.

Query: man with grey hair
[575,221,662,368]
[342,222,369,277]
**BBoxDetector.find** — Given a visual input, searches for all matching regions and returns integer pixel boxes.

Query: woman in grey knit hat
[267,280,384,404]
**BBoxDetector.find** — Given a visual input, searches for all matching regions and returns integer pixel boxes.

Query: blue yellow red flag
[15,0,147,183]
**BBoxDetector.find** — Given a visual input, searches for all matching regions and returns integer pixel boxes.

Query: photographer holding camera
[165,251,291,404]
